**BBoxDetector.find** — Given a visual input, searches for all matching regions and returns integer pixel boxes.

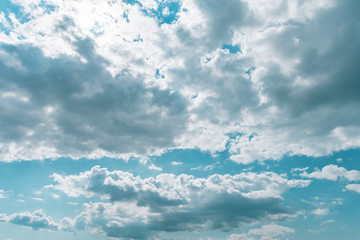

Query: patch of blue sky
[142,0,181,25]
[0,0,56,35]
[0,23,11,35]
[222,43,242,54]
[38,0,57,14]
[0,0,29,25]
[1,0,56,19]
[282,181,360,240]
[133,35,143,42]
[245,66,256,79]
[122,0,143,7]
[155,68,165,79]
[248,132,258,141]
[123,10,130,22]
[226,131,244,139]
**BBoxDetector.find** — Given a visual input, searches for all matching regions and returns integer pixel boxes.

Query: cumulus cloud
[301,165,360,181]
[346,184,360,194]
[227,224,295,240]
[1,209,76,232]
[48,166,310,200]
[6,210,59,231]
[46,166,309,239]
[0,39,187,161]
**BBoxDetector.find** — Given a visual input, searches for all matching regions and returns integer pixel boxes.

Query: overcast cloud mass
[0,0,359,239]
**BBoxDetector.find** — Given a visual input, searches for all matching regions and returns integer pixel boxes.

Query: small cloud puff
[227,224,294,240]
[312,208,329,216]
[171,161,183,166]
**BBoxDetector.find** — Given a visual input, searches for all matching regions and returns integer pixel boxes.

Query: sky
[0,0,359,239]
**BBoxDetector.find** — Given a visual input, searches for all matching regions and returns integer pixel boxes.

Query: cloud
[0,189,8,199]
[51,193,60,199]
[148,164,163,171]
[31,197,45,202]
[171,161,183,166]
[0,0,359,166]
[227,224,295,240]
[301,164,360,181]
[167,0,360,163]
[308,228,325,234]
[0,39,188,161]
[346,184,360,194]
[1,209,77,232]
[46,166,309,239]
[74,197,290,239]
[7,210,59,231]
[312,208,329,216]
[49,166,310,200]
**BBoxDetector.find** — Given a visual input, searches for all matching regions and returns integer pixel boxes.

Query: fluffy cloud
[346,184,360,194]
[46,166,309,239]
[5,210,59,231]
[301,165,360,181]
[49,166,310,200]
[227,224,295,240]
[0,39,187,161]
[0,209,79,232]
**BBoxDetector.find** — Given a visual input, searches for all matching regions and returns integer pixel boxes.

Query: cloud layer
[0,0,359,163]
[0,1,359,240]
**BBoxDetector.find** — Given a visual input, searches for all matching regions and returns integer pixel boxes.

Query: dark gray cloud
[98,194,289,240]
[0,38,188,160]
[261,0,360,117]
[194,0,252,48]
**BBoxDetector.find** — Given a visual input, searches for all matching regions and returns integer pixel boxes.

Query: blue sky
[0,0,360,239]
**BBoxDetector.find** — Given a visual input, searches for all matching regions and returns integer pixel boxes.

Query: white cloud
[0,189,8,199]
[308,228,325,233]
[227,224,294,240]
[312,208,329,216]
[148,164,163,171]
[6,210,59,231]
[291,167,309,173]
[171,161,183,166]
[346,184,360,194]
[31,197,45,202]
[301,165,360,181]
[51,193,60,199]
[1,209,78,232]
[48,166,310,200]
[321,219,334,225]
